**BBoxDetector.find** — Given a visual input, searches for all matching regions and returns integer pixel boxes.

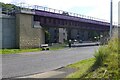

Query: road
[2,46,99,78]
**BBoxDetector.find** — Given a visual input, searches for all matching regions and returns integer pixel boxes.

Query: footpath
[16,67,76,78]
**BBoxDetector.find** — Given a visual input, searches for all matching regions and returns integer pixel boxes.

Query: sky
[0,0,119,24]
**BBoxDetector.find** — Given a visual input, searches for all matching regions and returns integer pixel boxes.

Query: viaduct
[1,5,114,49]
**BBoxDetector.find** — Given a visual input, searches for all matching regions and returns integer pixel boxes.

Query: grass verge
[66,58,95,78]
[66,37,119,79]
[0,43,66,54]
[0,48,42,54]
[49,43,66,50]
[82,37,119,79]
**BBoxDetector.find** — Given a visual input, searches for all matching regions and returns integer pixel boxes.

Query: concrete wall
[48,28,67,43]
[0,8,1,79]
[0,14,2,49]
[59,28,67,43]
[1,15,16,48]
[16,13,45,48]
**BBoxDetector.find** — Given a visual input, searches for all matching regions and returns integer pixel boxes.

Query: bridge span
[2,4,114,48]
[17,5,110,30]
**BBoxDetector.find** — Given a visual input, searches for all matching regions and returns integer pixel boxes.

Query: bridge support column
[67,28,72,40]
[16,13,45,49]
[59,28,67,43]
[71,29,77,40]
[83,30,88,41]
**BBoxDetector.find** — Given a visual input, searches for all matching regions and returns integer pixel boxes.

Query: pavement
[71,42,100,47]
[16,67,76,78]
[2,45,99,78]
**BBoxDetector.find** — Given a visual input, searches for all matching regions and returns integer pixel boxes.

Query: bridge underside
[34,15,109,31]
[4,7,110,49]
[33,15,110,44]
[2,6,112,48]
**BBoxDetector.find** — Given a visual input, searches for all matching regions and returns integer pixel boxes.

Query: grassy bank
[50,43,66,50]
[66,37,119,79]
[66,58,95,78]
[83,37,119,79]
[0,48,42,54]
[0,43,66,54]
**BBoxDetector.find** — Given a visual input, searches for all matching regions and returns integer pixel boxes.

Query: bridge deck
[35,10,110,27]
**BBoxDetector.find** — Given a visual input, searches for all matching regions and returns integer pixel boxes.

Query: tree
[89,31,99,41]
[0,2,18,14]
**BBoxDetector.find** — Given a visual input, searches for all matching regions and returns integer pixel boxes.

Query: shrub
[94,46,109,67]
[92,36,119,78]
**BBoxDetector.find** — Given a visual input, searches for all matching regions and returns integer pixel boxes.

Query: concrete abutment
[16,13,45,48]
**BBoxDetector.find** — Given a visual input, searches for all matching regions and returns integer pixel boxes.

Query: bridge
[1,3,116,48]
[15,5,111,31]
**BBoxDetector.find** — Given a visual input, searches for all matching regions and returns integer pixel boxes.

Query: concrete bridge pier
[82,30,89,41]
[16,13,45,49]
[59,28,67,43]
[67,28,72,40]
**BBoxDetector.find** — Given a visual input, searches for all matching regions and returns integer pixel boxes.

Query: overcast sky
[0,0,119,23]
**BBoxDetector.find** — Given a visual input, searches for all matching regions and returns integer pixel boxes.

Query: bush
[91,37,119,78]
[94,46,109,67]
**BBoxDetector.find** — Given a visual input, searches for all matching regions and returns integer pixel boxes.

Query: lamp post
[110,0,113,38]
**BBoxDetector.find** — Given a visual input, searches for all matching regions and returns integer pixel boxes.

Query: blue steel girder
[35,10,110,26]
[34,10,110,31]
[34,15,109,31]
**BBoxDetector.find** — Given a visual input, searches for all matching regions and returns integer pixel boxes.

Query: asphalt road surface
[2,46,99,78]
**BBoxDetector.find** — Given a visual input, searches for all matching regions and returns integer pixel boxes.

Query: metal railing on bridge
[2,2,118,26]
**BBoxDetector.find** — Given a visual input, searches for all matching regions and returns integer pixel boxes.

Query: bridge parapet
[5,3,117,26]
[9,3,113,24]
[35,10,110,26]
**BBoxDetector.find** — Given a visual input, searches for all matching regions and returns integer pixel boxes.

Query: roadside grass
[0,48,42,54]
[81,37,119,79]
[50,43,66,50]
[66,37,119,79]
[0,43,66,54]
[66,58,95,78]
